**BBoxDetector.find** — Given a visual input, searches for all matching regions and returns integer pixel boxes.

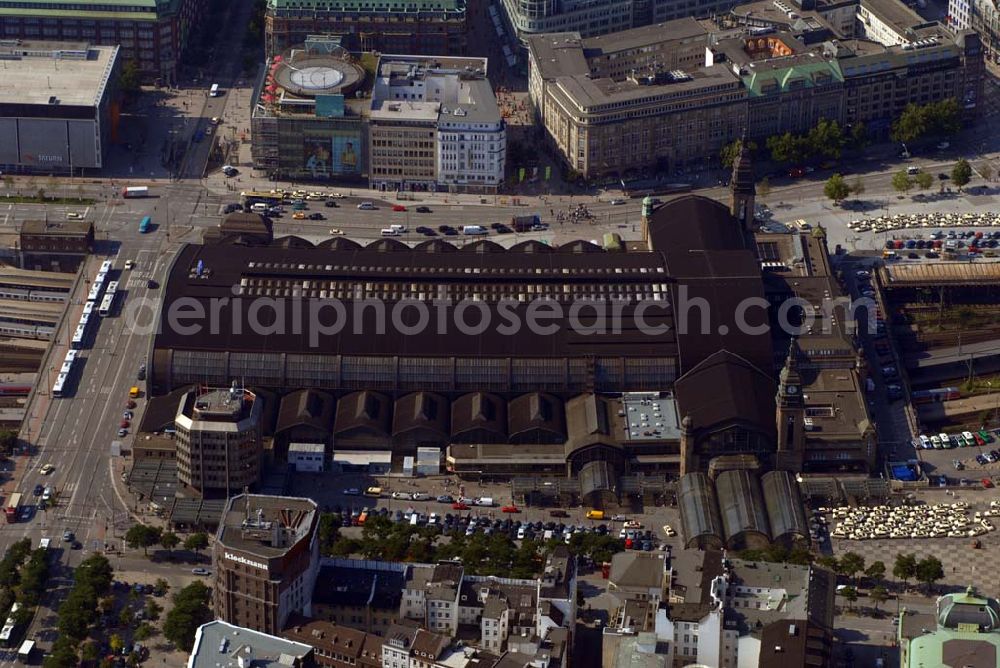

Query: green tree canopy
[870,585,889,612]
[865,560,886,583]
[720,138,757,169]
[916,556,945,592]
[125,524,162,556]
[915,171,934,190]
[839,552,866,583]
[183,532,209,553]
[163,582,213,651]
[952,159,973,189]
[824,173,851,203]
[766,132,808,164]
[807,118,845,159]
[892,171,913,194]
[893,553,918,586]
[160,531,180,553]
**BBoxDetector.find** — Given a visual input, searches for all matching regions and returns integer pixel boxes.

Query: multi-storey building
[212,494,320,636]
[369,55,504,193]
[0,42,120,175]
[603,550,835,667]
[251,39,370,181]
[0,0,201,82]
[968,0,1000,63]
[264,0,468,58]
[174,385,263,495]
[528,3,983,178]
[526,20,746,178]
[18,220,94,273]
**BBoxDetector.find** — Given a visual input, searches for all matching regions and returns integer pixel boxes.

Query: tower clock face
[786,385,799,394]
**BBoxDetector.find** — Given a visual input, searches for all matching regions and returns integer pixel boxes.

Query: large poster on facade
[303,129,360,178]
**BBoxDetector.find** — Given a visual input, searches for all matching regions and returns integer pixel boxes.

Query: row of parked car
[918,429,993,450]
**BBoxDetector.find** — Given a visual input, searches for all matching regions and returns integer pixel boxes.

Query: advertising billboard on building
[303,129,360,178]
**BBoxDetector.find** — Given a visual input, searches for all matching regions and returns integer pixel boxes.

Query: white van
[381,228,401,237]
[250,203,268,213]
[462,225,487,235]
[389,224,407,233]
[906,166,920,175]
[475,497,494,507]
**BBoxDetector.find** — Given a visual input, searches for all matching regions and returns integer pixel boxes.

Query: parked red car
[983,478,994,489]
[452,502,470,510]
[392,205,407,212]
[788,167,806,178]
[501,505,520,513]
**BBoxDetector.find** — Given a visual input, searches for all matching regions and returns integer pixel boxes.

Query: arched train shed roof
[716,469,771,549]
[678,472,724,550]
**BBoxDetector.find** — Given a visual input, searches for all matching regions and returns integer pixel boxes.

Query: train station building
[144,159,874,505]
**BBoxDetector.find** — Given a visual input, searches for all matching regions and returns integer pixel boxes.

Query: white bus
[82,301,93,317]
[209,83,220,97]
[78,312,90,331]
[99,260,112,274]
[70,324,85,349]
[64,350,78,364]
[51,373,67,397]
[98,293,114,317]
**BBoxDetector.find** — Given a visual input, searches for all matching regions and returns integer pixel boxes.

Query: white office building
[369,55,505,194]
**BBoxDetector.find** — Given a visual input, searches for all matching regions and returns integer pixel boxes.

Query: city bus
[122,186,149,198]
[5,493,22,523]
[99,260,113,274]
[86,282,102,303]
[139,216,151,234]
[82,301,93,317]
[52,372,68,398]
[70,324,85,349]
[98,280,118,317]
[240,191,283,207]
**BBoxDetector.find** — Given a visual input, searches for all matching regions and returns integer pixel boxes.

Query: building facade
[0,0,201,82]
[369,55,504,193]
[174,385,263,496]
[968,0,1000,63]
[251,40,369,181]
[0,42,120,174]
[18,220,94,272]
[212,494,320,636]
[528,5,983,179]
[264,0,468,58]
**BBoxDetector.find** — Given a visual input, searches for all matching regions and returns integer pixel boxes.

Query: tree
[81,642,100,662]
[817,555,840,573]
[757,177,770,198]
[841,585,858,611]
[870,585,889,613]
[807,118,845,159]
[153,578,170,597]
[720,138,757,169]
[915,171,934,191]
[145,599,163,622]
[183,532,209,554]
[893,553,918,588]
[125,524,162,556]
[766,132,808,164]
[118,59,141,94]
[0,429,16,455]
[916,556,945,593]
[109,634,125,655]
[952,159,973,190]
[850,122,868,149]
[75,554,113,595]
[981,163,994,182]
[133,623,155,641]
[891,103,928,144]
[865,560,886,584]
[824,173,851,203]
[163,581,213,651]
[160,531,180,555]
[839,552,865,584]
[892,170,913,195]
[42,638,78,668]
